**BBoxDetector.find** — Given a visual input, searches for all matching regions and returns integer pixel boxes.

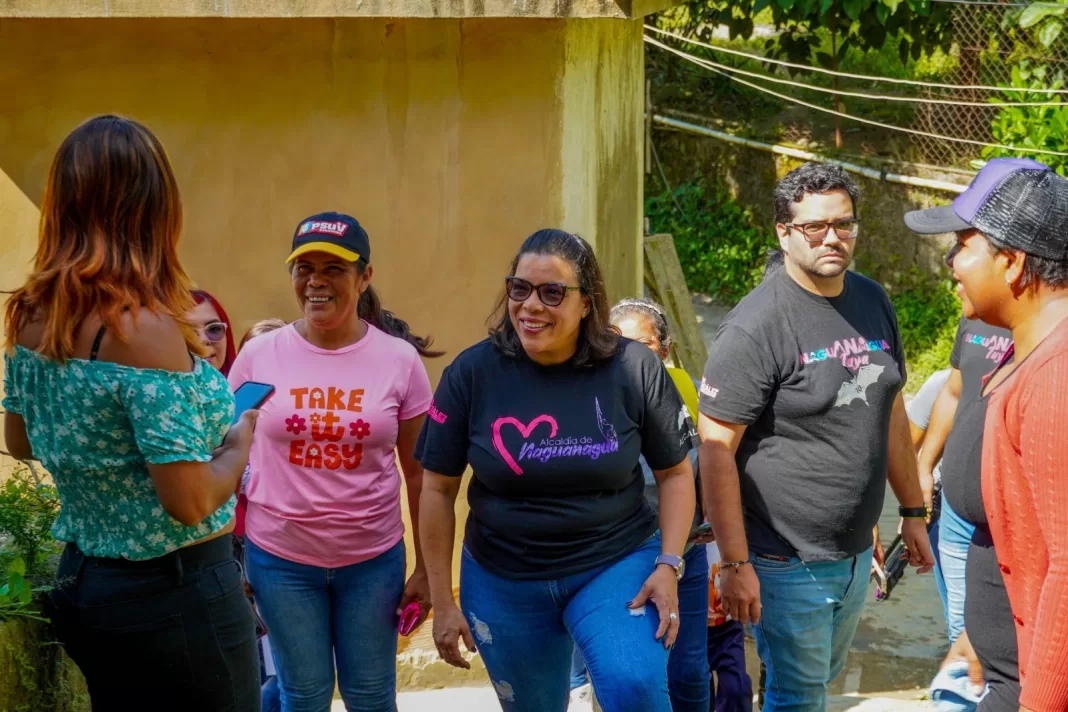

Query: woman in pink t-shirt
[228,212,440,712]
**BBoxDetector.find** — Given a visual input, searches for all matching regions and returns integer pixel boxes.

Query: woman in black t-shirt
[416,229,698,712]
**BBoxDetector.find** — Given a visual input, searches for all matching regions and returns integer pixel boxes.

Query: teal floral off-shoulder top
[2,346,235,560]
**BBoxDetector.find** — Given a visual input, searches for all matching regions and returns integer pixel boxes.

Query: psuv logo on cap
[298,221,350,238]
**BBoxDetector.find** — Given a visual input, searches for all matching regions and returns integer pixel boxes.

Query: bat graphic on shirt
[834,363,885,408]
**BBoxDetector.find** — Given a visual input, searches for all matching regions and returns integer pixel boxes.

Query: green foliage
[659,0,954,68]
[0,556,47,623]
[886,277,960,388]
[645,179,769,304]
[1017,2,1068,48]
[984,61,1068,176]
[0,467,62,579]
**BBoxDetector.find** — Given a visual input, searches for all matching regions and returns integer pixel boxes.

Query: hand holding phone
[232,381,275,425]
[688,522,714,544]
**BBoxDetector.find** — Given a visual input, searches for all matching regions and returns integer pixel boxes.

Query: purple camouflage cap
[904,157,1068,260]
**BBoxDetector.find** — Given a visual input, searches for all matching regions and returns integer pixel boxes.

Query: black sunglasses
[505,277,581,307]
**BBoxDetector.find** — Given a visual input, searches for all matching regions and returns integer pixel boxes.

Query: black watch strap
[899,506,928,519]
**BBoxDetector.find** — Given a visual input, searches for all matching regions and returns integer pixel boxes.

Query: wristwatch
[655,554,685,581]
[899,506,928,519]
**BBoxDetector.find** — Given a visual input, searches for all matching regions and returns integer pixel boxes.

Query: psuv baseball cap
[286,212,371,264]
[904,157,1068,260]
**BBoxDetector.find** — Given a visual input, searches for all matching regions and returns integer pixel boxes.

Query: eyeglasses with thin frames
[783,218,860,244]
[505,277,582,307]
[198,322,228,343]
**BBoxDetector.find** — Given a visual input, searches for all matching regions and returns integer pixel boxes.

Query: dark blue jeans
[460,533,672,712]
[568,545,711,711]
[707,621,752,712]
[244,538,405,712]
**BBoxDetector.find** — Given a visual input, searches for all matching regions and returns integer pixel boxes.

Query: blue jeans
[460,533,672,712]
[751,546,873,712]
[938,497,973,645]
[667,546,712,711]
[568,545,711,712]
[244,538,406,712]
[263,676,281,712]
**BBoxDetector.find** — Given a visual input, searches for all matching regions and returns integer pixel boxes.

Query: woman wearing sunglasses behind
[2,115,259,711]
[188,289,237,375]
[417,229,698,712]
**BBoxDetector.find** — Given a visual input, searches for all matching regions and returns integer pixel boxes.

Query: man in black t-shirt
[697,163,935,712]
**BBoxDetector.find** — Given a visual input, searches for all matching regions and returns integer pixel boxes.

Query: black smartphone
[232,381,275,424]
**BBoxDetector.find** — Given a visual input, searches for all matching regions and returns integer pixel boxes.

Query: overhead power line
[929,0,1065,7]
[645,25,1068,94]
[645,36,1068,158]
[663,47,1066,107]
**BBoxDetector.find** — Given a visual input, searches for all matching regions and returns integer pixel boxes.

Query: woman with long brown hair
[2,115,260,711]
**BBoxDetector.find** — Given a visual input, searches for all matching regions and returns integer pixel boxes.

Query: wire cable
[929,0,1064,7]
[646,36,1068,157]
[660,45,1065,107]
[646,25,1068,94]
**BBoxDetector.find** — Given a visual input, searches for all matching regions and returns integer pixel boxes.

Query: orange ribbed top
[983,316,1068,712]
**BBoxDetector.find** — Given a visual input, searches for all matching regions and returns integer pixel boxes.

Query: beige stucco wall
[0,17,643,591]
[0,17,643,378]
[0,0,680,19]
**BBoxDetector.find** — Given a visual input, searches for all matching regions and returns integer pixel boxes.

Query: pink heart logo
[492,415,559,475]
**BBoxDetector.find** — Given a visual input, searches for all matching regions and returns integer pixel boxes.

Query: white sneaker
[568,683,595,712]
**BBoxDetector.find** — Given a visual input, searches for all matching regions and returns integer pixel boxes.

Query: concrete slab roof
[1,0,681,19]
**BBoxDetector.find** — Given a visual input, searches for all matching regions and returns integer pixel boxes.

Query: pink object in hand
[398,602,423,636]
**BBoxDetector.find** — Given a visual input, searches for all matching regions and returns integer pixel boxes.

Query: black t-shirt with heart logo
[699,268,906,562]
[415,338,697,580]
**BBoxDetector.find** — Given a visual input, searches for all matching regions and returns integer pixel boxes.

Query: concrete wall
[0,16,643,380]
[0,0,680,19]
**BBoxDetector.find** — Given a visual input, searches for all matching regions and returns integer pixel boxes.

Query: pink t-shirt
[228,323,432,568]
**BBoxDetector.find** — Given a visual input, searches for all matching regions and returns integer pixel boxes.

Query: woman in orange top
[908,158,1068,712]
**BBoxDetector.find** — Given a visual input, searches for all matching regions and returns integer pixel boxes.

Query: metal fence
[911,3,1068,166]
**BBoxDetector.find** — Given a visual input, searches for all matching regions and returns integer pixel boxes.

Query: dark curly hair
[774,162,861,225]
[488,229,619,367]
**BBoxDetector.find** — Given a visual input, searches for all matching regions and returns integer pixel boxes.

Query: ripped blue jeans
[459,532,672,712]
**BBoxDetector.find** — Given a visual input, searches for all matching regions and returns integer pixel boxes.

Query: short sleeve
[2,352,22,415]
[414,363,470,477]
[119,373,219,465]
[949,318,967,370]
[637,348,697,471]
[906,369,950,430]
[698,325,777,425]
[399,352,432,421]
